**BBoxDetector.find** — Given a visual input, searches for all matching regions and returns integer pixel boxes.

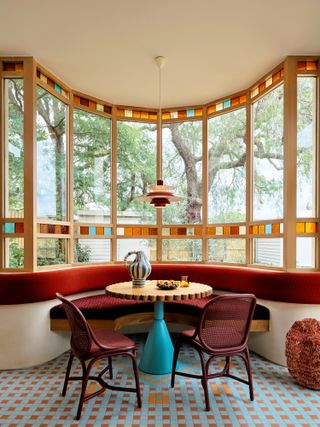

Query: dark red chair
[56,293,141,420]
[171,294,256,411]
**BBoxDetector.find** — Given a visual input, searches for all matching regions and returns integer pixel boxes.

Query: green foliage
[8,240,24,268]
[74,242,91,263]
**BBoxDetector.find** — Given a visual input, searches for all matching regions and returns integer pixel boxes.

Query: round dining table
[106,280,213,375]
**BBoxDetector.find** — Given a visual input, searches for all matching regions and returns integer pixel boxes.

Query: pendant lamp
[138,56,182,208]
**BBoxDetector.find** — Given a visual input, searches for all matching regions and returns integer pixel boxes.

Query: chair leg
[130,353,142,408]
[76,360,92,421]
[62,352,74,396]
[224,356,230,375]
[199,350,210,411]
[245,347,254,401]
[171,338,182,388]
[108,357,113,379]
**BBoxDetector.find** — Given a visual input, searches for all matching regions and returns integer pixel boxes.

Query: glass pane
[162,239,202,261]
[162,121,202,224]
[4,79,24,218]
[253,85,284,220]
[36,87,67,221]
[74,239,111,263]
[208,239,245,263]
[4,238,24,268]
[117,121,156,224]
[208,108,246,223]
[297,77,316,217]
[73,109,111,222]
[117,239,156,261]
[37,238,68,266]
[296,237,315,268]
[253,238,283,267]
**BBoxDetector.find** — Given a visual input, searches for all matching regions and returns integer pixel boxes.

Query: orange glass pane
[305,222,317,233]
[251,225,258,235]
[178,111,187,119]
[162,112,170,120]
[230,226,239,235]
[272,223,280,234]
[132,227,141,236]
[280,69,284,78]
[148,228,157,236]
[296,222,305,233]
[80,226,89,235]
[297,61,306,71]
[149,113,157,121]
[55,225,62,234]
[223,226,231,236]
[124,228,132,236]
[239,95,247,104]
[272,71,281,82]
[117,109,124,117]
[195,109,202,116]
[306,61,317,71]
[207,227,215,235]
[194,227,202,236]
[170,227,178,236]
[141,228,149,236]
[47,78,55,89]
[207,106,215,115]
[73,95,80,104]
[133,111,141,119]
[89,100,96,109]
[258,82,266,93]
[258,225,265,234]
[140,112,148,119]
[231,97,239,106]
[40,224,48,233]
[96,227,104,235]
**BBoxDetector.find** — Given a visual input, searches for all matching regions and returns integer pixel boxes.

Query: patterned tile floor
[0,334,319,427]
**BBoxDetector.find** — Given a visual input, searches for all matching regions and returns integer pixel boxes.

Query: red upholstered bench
[50,293,270,332]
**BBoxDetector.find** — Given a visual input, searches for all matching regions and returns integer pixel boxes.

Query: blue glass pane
[88,226,96,236]
[3,223,15,233]
[186,109,195,117]
[104,227,112,236]
[223,99,231,109]
[54,83,62,93]
[265,224,272,234]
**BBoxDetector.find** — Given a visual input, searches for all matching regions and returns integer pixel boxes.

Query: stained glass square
[223,99,231,109]
[187,109,195,117]
[265,224,272,234]
[88,226,96,236]
[96,103,104,112]
[104,227,112,236]
[4,223,15,233]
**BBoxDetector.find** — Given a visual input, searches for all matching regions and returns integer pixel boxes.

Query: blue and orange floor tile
[0,334,319,426]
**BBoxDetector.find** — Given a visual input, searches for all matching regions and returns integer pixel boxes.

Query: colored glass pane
[296,222,305,233]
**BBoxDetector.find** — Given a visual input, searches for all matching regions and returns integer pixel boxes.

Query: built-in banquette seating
[1,264,320,369]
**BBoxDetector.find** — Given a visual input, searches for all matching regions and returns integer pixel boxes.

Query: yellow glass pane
[306,61,317,71]
[305,222,317,233]
[170,227,178,236]
[162,112,170,120]
[252,225,259,235]
[258,225,265,234]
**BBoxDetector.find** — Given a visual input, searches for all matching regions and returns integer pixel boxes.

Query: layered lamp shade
[138,56,182,209]
[138,179,182,208]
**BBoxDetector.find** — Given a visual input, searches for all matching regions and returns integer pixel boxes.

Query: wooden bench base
[51,312,269,333]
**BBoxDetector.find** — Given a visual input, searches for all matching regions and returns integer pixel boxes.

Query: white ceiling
[0,0,319,108]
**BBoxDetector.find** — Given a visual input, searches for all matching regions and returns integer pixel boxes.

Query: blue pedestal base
[139,301,175,375]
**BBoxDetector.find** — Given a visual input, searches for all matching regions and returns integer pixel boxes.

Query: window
[36,87,67,220]
[296,237,315,269]
[74,238,111,263]
[37,238,68,266]
[297,77,316,217]
[253,85,284,221]
[253,238,283,267]
[162,121,202,224]
[162,239,202,261]
[73,109,111,222]
[117,239,156,261]
[117,121,156,224]
[208,238,245,263]
[208,108,246,223]
[4,79,24,217]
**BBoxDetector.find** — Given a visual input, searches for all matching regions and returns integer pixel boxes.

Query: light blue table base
[139,300,176,375]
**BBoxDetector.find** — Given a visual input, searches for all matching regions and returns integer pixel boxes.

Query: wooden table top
[106,280,213,302]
